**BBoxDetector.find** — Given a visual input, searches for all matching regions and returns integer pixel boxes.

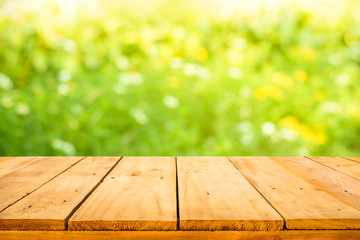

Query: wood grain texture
[271,157,360,210]
[0,157,83,211]
[0,157,119,230]
[177,156,283,231]
[346,157,360,163]
[229,156,360,230]
[309,157,360,180]
[0,157,46,178]
[69,157,177,231]
[1,231,360,240]
[0,157,15,162]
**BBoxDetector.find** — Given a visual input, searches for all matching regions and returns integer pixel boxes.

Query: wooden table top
[0,156,360,239]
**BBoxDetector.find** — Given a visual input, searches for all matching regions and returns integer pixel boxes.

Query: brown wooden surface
[0,157,45,178]
[177,156,283,230]
[309,157,360,180]
[1,156,360,234]
[69,157,177,230]
[272,156,360,210]
[0,157,84,212]
[229,156,360,230]
[1,230,360,240]
[0,157,119,230]
[346,157,360,163]
[0,157,15,162]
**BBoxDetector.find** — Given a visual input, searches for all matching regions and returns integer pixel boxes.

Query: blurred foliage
[0,0,360,156]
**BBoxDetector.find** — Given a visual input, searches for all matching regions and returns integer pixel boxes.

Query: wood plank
[0,157,15,162]
[0,157,47,178]
[271,157,360,209]
[229,156,360,230]
[0,157,120,230]
[1,231,360,240]
[309,157,360,180]
[69,157,177,231]
[177,156,283,231]
[0,157,84,211]
[346,157,360,163]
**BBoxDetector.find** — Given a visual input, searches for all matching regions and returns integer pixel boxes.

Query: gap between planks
[343,157,360,164]
[0,157,121,230]
[305,157,360,181]
[226,156,287,230]
[175,157,180,230]
[64,157,123,230]
[229,156,360,230]
[270,157,360,211]
[0,156,86,213]
[177,157,283,231]
[68,157,177,231]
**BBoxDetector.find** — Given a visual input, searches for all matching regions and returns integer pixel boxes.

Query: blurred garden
[0,0,359,156]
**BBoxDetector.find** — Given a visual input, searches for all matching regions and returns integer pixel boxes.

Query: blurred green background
[0,0,359,156]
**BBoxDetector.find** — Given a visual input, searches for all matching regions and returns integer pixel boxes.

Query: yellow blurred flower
[299,124,314,141]
[272,71,293,89]
[291,45,315,61]
[315,90,327,101]
[173,51,183,58]
[195,47,209,61]
[254,85,283,100]
[314,132,328,145]
[184,35,208,61]
[280,116,328,145]
[314,124,326,132]
[294,70,308,82]
[254,88,267,100]
[266,85,283,100]
[280,116,299,131]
